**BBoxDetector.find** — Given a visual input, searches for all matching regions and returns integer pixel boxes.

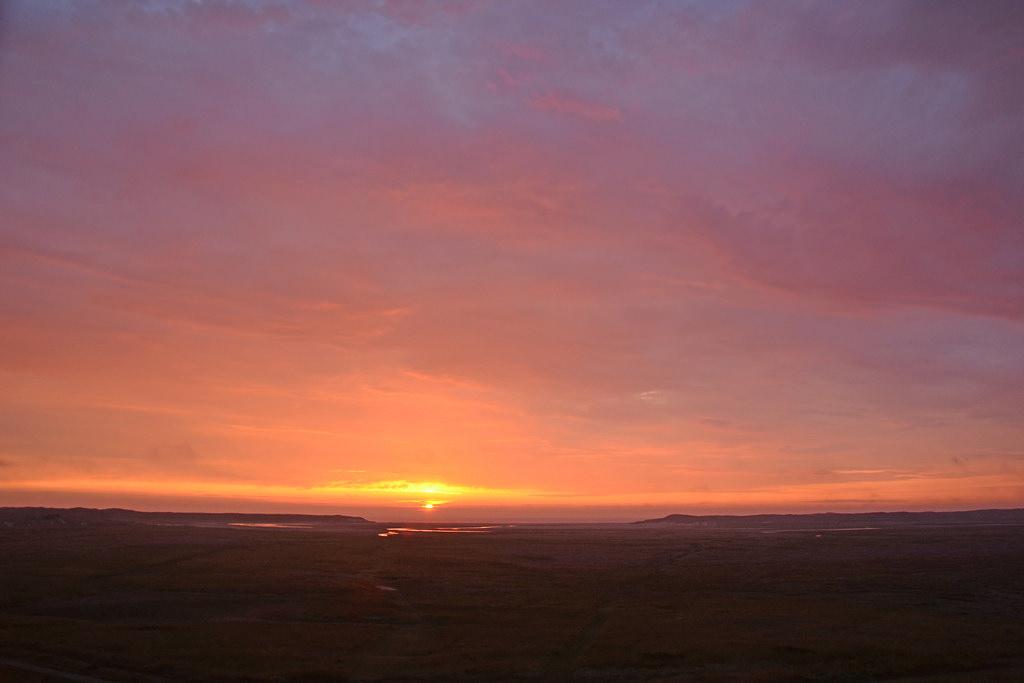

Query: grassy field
[1,521,1023,681]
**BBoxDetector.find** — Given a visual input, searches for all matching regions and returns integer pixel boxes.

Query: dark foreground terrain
[1,510,1023,681]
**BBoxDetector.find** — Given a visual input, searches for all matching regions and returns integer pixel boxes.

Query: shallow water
[377,526,497,537]
[226,528,313,532]
[761,527,879,534]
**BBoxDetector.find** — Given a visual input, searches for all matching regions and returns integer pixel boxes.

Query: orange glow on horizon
[3,470,1022,514]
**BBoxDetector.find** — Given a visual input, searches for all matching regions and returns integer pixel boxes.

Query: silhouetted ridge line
[0,507,373,528]
[634,508,1024,528]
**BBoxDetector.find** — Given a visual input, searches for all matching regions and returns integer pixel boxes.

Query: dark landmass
[635,507,1024,528]
[7,506,1022,530]
[1,510,1023,681]
[0,506,371,529]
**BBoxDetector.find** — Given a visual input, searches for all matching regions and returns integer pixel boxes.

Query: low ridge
[0,506,372,528]
[634,508,1024,528]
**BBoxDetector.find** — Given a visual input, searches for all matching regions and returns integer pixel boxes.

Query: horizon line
[5,504,1023,526]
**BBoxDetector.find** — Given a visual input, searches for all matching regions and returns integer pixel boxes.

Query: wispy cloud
[531,93,622,122]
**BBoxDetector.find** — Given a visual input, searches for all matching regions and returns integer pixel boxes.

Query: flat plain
[1,515,1023,681]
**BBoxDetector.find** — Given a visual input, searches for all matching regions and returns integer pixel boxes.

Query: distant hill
[0,507,372,529]
[634,508,1024,528]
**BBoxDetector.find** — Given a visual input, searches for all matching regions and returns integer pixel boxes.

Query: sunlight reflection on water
[761,527,879,534]
[226,528,313,532]
[377,526,497,537]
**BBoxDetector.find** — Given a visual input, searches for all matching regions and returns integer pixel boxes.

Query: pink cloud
[531,93,622,122]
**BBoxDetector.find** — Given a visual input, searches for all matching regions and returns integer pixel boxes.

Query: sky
[1,0,1022,521]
